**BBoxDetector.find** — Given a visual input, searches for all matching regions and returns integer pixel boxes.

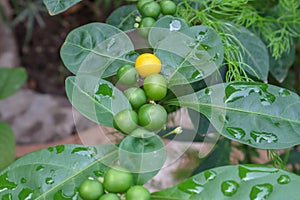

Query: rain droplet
[47,147,54,152]
[238,165,278,181]
[221,180,239,197]
[20,178,27,184]
[191,70,204,80]
[277,175,290,184]
[178,178,204,194]
[226,127,246,139]
[93,170,104,177]
[169,20,181,31]
[250,131,278,144]
[250,183,273,200]
[95,83,113,98]
[218,115,229,124]
[54,145,65,154]
[204,170,217,181]
[0,172,17,192]
[200,44,211,50]
[205,88,212,95]
[35,165,45,172]
[54,189,79,200]
[71,147,95,158]
[278,88,290,97]
[18,188,34,200]
[45,177,55,185]
[196,30,207,41]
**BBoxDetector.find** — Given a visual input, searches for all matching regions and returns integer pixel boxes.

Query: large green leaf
[0,67,27,100]
[168,81,300,149]
[151,164,300,199]
[226,24,269,81]
[106,5,139,31]
[0,144,118,199]
[0,122,15,171]
[153,25,224,87]
[60,23,134,76]
[42,0,81,15]
[119,131,166,185]
[65,75,131,127]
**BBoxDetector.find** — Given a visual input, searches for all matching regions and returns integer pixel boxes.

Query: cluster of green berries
[113,53,168,134]
[79,166,150,200]
[135,0,177,37]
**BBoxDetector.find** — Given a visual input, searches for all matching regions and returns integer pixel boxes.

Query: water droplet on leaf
[54,145,65,154]
[94,83,113,99]
[250,131,278,144]
[191,70,204,80]
[204,170,217,181]
[277,175,290,184]
[205,88,212,95]
[71,147,95,158]
[18,188,34,200]
[221,180,239,196]
[169,20,181,31]
[278,88,290,97]
[35,165,45,172]
[226,127,246,139]
[178,178,204,194]
[45,177,55,185]
[250,183,273,200]
[238,165,278,181]
[20,178,27,184]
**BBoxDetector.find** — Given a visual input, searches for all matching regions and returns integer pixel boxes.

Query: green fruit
[143,73,167,101]
[126,185,151,200]
[138,104,167,131]
[113,109,138,134]
[117,64,138,86]
[137,0,154,12]
[138,17,156,38]
[103,166,133,193]
[124,87,147,109]
[160,0,177,15]
[140,1,161,19]
[79,179,104,200]
[99,193,120,200]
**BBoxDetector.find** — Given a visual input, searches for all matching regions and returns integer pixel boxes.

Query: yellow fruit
[135,53,162,77]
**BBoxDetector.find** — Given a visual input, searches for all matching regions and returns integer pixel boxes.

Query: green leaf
[149,16,189,49]
[153,25,224,87]
[119,132,166,185]
[106,5,139,31]
[269,42,295,83]
[60,22,134,76]
[0,122,15,171]
[42,0,81,16]
[151,164,300,199]
[193,138,231,175]
[65,75,131,127]
[228,24,269,81]
[0,67,27,100]
[0,144,118,199]
[168,81,300,149]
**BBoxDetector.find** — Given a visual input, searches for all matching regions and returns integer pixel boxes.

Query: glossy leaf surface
[0,68,27,100]
[60,23,134,76]
[65,75,131,127]
[151,164,300,199]
[153,25,224,87]
[0,144,118,199]
[0,122,15,171]
[43,0,81,15]
[168,82,300,149]
[119,132,166,185]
